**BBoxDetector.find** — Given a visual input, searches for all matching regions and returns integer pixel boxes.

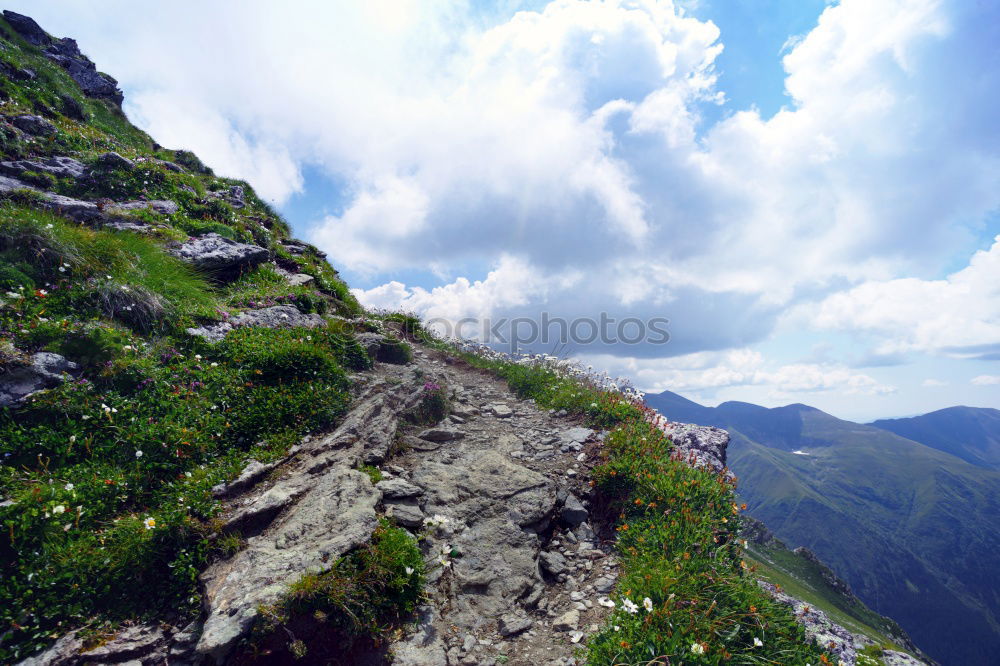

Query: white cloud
[576,349,895,396]
[11,0,999,398]
[809,236,1000,357]
[971,375,1000,386]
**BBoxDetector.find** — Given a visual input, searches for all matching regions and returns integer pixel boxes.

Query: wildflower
[45,223,53,229]
[64,483,74,491]
[123,345,133,351]
[53,504,66,515]
[69,435,76,443]
[621,598,639,614]
[613,625,621,632]
[195,354,202,360]
[405,566,415,575]
[211,362,218,367]
[143,517,156,530]
[185,471,192,477]
[135,450,143,458]
[643,597,653,613]
[58,266,65,272]
[690,643,705,655]
[751,636,763,647]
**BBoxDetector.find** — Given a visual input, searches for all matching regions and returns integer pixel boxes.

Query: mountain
[646,391,1000,666]
[870,406,1000,469]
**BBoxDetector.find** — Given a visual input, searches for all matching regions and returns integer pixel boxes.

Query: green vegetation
[248,520,424,663]
[454,354,830,663]
[0,17,368,661]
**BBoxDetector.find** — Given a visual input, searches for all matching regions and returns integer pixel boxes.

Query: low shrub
[249,520,424,663]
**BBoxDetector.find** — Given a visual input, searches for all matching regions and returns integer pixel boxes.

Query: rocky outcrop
[0,156,86,179]
[0,352,78,407]
[8,115,55,136]
[3,11,123,106]
[185,305,326,342]
[660,420,729,474]
[167,233,269,277]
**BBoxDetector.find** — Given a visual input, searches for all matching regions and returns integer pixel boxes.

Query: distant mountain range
[645,391,1000,666]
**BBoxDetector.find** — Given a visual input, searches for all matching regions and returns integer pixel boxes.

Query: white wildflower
[643,597,653,613]
[143,516,156,530]
[405,566,415,575]
[135,450,143,458]
[690,643,705,655]
[64,483,74,491]
[621,598,639,614]
[753,637,763,647]
[52,504,66,515]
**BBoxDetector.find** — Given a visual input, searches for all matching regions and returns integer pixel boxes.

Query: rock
[154,158,185,172]
[593,576,615,593]
[498,613,533,637]
[387,502,425,528]
[59,94,86,121]
[10,114,56,136]
[881,650,927,665]
[539,550,568,576]
[44,37,123,106]
[168,233,269,276]
[97,151,135,170]
[757,580,861,665]
[377,477,424,499]
[37,192,101,222]
[660,422,729,474]
[197,467,379,662]
[78,624,168,663]
[186,305,326,342]
[418,427,465,442]
[105,199,179,216]
[16,632,84,666]
[2,11,51,46]
[560,494,588,528]
[226,185,245,207]
[274,266,314,286]
[0,352,78,407]
[488,403,513,418]
[392,606,449,666]
[552,609,580,632]
[211,459,281,498]
[0,156,86,179]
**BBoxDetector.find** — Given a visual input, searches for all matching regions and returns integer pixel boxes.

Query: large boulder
[0,352,78,407]
[185,305,326,342]
[660,421,730,474]
[9,115,55,136]
[105,199,179,216]
[44,38,123,106]
[167,233,268,276]
[0,156,86,179]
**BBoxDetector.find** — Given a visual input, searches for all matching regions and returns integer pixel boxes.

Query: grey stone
[10,114,55,136]
[97,151,134,170]
[560,494,588,528]
[489,403,513,418]
[212,459,281,498]
[393,606,449,666]
[185,305,326,342]
[44,38,123,105]
[377,477,424,499]
[661,421,730,474]
[0,352,78,407]
[593,576,615,593]
[418,427,465,442]
[387,502,425,528]
[552,609,580,632]
[79,624,168,663]
[881,650,927,666]
[0,156,86,179]
[498,613,533,637]
[16,632,84,666]
[539,550,568,576]
[168,233,269,275]
[154,158,185,172]
[105,199,179,216]
[3,11,51,46]
[38,192,101,222]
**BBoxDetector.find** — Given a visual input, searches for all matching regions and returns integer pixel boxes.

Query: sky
[9,0,999,421]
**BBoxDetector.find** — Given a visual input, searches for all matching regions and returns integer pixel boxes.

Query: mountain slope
[870,406,1000,469]
[646,391,1000,666]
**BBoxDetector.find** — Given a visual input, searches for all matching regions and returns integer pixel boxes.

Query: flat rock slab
[0,156,86,179]
[186,305,326,342]
[196,467,380,662]
[168,232,268,275]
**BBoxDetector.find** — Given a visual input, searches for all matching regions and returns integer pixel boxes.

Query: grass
[245,520,424,663]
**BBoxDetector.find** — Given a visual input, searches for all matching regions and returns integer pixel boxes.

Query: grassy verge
[442,342,832,664]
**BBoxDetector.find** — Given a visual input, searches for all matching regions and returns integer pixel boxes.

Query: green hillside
[870,406,1000,470]
[647,391,1000,666]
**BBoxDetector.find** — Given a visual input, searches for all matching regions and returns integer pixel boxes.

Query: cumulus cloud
[578,349,895,396]
[809,236,1000,357]
[971,375,1000,386]
[13,0,999,401]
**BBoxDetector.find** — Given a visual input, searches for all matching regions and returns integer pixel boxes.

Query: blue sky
[10,0,999,421]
